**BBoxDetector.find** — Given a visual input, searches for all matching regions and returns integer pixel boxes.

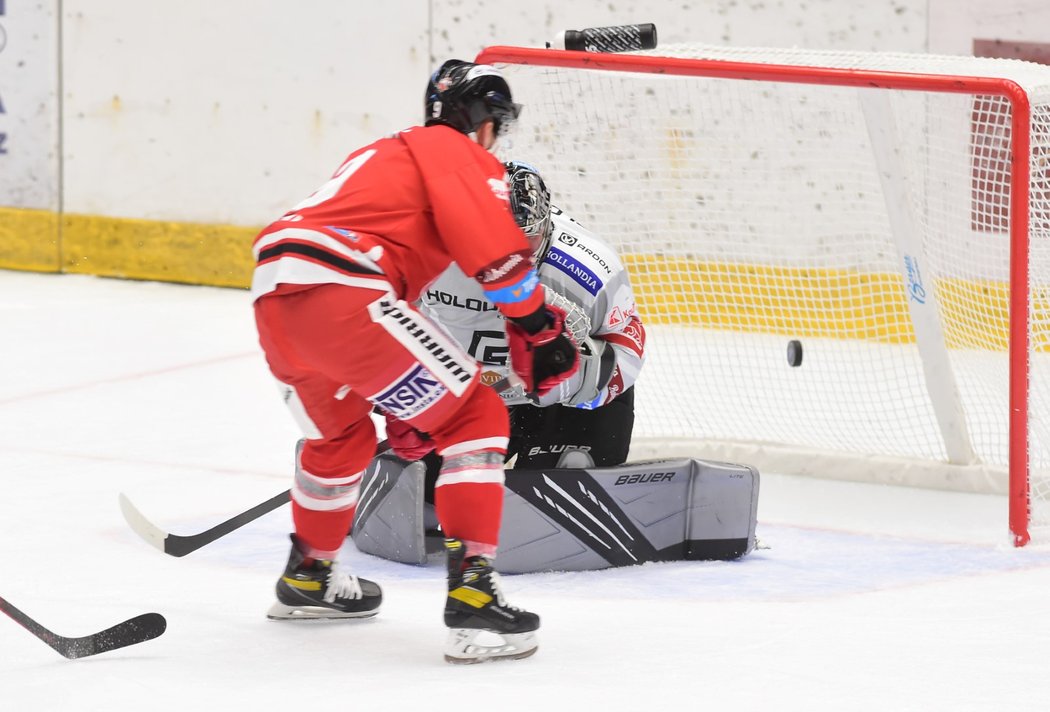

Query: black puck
[787,340,803,367]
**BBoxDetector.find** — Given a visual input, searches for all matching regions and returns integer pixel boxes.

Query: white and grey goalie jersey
[419,207,646,408]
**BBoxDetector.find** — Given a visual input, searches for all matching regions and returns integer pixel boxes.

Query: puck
[787,340,803,367]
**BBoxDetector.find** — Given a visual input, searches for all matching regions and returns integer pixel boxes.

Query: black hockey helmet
[505,160,553,256]
[425,60,522,137]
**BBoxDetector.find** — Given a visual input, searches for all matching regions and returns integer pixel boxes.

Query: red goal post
[476,44,1050,546]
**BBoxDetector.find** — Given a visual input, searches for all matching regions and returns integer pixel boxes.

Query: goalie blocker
[351,452,759,573]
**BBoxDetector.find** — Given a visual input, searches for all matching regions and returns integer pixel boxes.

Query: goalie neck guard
[425,60,522,138]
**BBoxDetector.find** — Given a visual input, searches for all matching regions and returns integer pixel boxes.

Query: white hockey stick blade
[118,492,168,552]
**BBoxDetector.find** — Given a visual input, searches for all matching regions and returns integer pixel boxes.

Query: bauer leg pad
[496,458,760,573]
[350,453,428,564]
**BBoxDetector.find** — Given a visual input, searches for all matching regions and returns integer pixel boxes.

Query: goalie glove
[383,413,435,461]
[505,304,580,397]
[534,335,608,407]
[534,287,606,407]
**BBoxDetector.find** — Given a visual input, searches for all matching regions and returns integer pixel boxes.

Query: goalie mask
[505,161,553,258]
[425,60,522,138]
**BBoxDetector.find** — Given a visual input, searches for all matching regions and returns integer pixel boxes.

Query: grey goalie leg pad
[350,453,429,565]
[495,459,760,574]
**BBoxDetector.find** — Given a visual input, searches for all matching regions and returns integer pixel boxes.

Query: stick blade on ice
[0,596,166,660]
[118,492,169,553]
[62,612,168,659]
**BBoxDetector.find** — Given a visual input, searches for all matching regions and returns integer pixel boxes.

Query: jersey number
[291,149,377,211]
[468,330,509,366]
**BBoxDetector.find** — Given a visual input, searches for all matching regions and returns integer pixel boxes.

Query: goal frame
[475,45,1034,546]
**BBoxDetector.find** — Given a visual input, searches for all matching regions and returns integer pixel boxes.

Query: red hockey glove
[383,413,435,461]
[505,304,580,397]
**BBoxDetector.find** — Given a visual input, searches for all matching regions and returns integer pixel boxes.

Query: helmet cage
[506,162,552,256]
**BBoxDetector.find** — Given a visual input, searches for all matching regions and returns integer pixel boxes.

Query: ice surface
[1,272,1048,711]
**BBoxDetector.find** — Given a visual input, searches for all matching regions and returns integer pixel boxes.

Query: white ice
[1,271,1048,712]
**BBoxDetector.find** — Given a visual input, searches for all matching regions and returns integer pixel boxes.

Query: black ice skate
[267,535,382,620]
[443,538,539,664]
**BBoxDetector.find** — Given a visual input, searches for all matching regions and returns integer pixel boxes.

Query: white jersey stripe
[297,467,363,488]
[254,227,386,273]
[435,469,506,487]
[290,486,360,512]
[439,437,509,458]
[251,259,393,301]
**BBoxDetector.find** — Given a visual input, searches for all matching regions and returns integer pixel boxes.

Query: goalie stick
[0,595,166,659]
[120,439,390,557]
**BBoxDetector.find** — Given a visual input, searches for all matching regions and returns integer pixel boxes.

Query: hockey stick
[120,489,290,557]
[0,596,166,659]
[120,439,390,557]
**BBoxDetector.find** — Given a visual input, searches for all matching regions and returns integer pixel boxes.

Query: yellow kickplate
[449,586,492,608]
[282,577,323,592]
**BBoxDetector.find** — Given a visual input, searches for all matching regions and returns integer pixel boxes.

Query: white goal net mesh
[494,43,1050,543]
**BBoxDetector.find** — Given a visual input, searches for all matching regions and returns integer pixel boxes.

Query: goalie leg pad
[350,453,428,565]
[352,456,760,573]
[495,458,759,573]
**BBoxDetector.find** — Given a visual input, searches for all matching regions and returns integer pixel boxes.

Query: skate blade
[266,602,380,621]
[443,629,538,664]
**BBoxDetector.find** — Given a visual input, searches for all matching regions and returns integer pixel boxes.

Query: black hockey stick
[120,489,291,557]
[120,439,392,557]
[0,596,166,659]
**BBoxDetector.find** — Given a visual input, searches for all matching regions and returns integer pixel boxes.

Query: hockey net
[478,43,1050,546]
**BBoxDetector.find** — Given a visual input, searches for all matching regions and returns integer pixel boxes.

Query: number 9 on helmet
[425,60,522,138]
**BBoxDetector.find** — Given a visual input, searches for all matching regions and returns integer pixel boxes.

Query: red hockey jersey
[251,125,543,318]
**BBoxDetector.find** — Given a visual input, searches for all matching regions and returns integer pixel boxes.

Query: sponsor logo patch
[479,370,503,386]
[546,247,601,295]
[481,253,523,282]
[621,319,645,352]
[369,298,477,395]
[527,445,592,457]
[424,290,499,312]
[326,226,359,241]
[613,471,676,486]
[484,270,540,304]
[374,364,448,419]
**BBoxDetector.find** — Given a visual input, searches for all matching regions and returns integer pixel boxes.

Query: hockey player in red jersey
[251,60,579,663]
